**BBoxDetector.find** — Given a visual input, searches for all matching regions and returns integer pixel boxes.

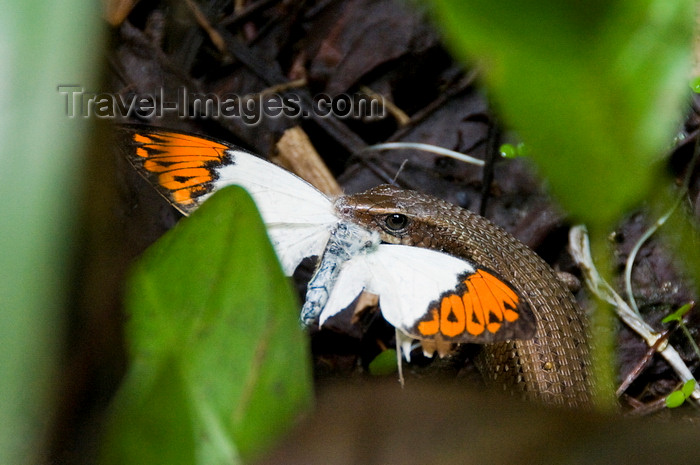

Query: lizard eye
[385,213,409,231]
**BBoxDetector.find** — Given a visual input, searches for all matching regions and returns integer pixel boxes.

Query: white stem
[363,142,485,166]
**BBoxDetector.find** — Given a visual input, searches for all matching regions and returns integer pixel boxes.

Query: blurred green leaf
[101,358,199,465]
[429,0,695,412]
[0,1,103,463]
[100,186,313,465]
[429,0,694,228]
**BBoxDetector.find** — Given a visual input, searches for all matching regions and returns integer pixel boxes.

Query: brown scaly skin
[335,184,593,408]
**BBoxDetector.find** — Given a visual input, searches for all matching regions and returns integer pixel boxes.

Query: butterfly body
[299,221,377,325]
[120,125,592,407]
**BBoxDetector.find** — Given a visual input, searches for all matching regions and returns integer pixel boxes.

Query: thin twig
[185,0,228,55]
[624,396,670,416]
[616,329,671,397]
[359,86,410,127]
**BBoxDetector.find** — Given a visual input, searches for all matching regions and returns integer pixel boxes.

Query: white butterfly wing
[362,245,477,332]
[122,126,338,276]
[317,258,371,325]
[214,150,338,275]
[319,244,476,332]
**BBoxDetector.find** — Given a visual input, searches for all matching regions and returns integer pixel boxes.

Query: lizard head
[335,184,459,248]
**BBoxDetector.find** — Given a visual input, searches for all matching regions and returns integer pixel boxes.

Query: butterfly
[118,125,536,361]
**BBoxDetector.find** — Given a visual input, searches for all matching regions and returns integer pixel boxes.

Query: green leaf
[100,186,313,465]
[665,390,687,408]
[680,379,696,398]
[369,349,399,376]
[662,303,692,324]
[1,2,103,463]
[429,0,694,228]
[664,379,695,408]
[100,357,199,465]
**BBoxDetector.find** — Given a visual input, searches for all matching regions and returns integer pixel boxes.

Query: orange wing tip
[123,128,238,212]
[412,268,536,343]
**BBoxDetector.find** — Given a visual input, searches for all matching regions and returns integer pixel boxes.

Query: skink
[337,184,594,408]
